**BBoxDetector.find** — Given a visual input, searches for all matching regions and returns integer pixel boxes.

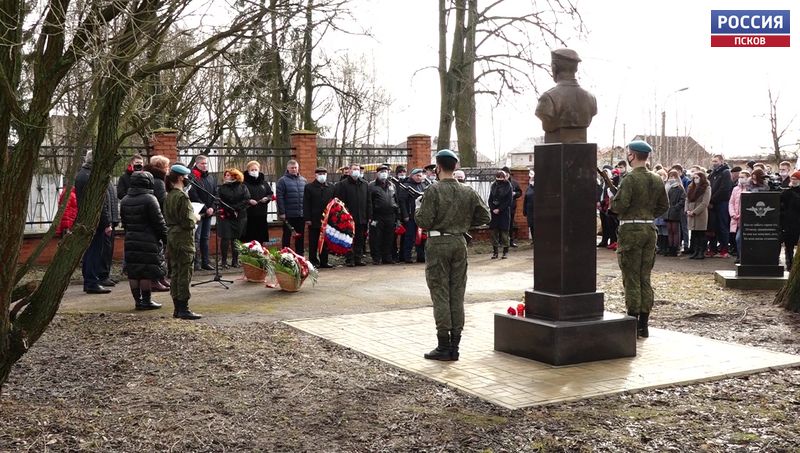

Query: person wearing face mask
[523,170,535,243]
[217,169,251,268]
[654,169,670,255]
[189,155,217,271]
[453,170,466,183]
[117,154,145,200]
[392,165,408,262]
[610,140,669,338]
[368,165,400,265]
[729,170,750,264]
[304,167,335,268]
[397,168,429,263]
[686,170,711,260]
[276,159,307,256]
[664,170,686,256]
[488,170,514,259]
[241,161,274,245]
[163,165,202,320]
[779,161,793,188]
[780,171,800,270]
[707,154,733,258]
[334,163,371,266]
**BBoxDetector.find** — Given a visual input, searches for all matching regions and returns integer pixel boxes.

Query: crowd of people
[598,154,800,270]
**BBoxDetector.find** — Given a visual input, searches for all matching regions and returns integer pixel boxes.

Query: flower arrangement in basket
[266,247,318,292]
[234,240,274,283]
[319,198,355,256]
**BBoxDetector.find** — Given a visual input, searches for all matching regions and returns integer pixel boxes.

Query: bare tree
[768,88,796,162]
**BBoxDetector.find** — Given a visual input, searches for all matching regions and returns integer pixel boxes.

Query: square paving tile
[285,301,800,409]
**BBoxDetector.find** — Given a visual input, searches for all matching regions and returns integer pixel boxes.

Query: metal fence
[317,147,410,179]
[461,167,503,202]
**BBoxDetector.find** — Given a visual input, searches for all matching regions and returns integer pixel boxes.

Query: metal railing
[317,147,410,178]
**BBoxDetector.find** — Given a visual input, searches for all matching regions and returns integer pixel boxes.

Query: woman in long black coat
[522,170,535,243]
[218,168,251,268]
[241,160,273,245]
[120,172,168,310]
[488,170,514,259]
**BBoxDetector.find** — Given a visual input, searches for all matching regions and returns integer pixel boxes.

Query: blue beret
[410,168,424,175]
[435,149,459,162]
[170,164,191,175]
[628,140,653,154]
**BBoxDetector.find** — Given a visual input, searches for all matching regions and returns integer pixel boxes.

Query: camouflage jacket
[611,167,669,220]
[415,178,491,234]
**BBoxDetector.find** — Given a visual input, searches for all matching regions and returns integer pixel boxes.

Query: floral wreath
[319,198,355,256]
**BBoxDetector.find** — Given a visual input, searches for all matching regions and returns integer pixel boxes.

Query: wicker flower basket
[275,271,305,292]
[242,263,268,283]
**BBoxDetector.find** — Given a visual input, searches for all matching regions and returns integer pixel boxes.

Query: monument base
[494,312,637,366]
[736,263,785,278]
[525,289,604,320]
[715,270,789,290]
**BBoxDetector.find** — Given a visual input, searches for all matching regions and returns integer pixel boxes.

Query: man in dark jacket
[392,165,408,261]
[335,163,371,266]
[397,168,428,263]
[189,155,217,270]
[708,154,733,258]
[74,151,115,294]
[276,159,307,255]
[502,166,523,247]
[368,165,399,264]
[117,154,144,200]
[523,170,535,243]
[304,167,335,268]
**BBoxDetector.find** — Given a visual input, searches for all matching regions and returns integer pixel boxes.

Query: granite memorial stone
[737,191,784,277]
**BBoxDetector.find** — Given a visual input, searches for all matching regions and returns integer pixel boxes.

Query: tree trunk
[302,0,315,130]
[454,0,477,167]
[437,0,466,152]
[774,253,800,311]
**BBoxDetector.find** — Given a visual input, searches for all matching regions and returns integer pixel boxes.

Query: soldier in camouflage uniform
[164,165,202,320]
[610,140,669,338]
[415,149,491,361]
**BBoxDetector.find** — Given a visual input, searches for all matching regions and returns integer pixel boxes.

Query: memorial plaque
[737,191,784,277]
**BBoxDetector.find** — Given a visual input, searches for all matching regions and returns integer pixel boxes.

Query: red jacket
[56,188,78,235]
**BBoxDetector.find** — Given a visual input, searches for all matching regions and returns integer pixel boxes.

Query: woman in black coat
[780,171,800,270]
[522,170,535,243]
[664,170,686,256]
[488,170,514,259]
[120,172,168,310]
[218,168,251,268]
[241,160,273,244]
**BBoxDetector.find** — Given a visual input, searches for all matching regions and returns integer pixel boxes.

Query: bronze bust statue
[535,48,597,144]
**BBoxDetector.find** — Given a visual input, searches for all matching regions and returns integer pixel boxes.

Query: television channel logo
[711,10,790,47]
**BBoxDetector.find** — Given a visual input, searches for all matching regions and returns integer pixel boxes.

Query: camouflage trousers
[168,234,195,303]
[616,224,657,314]
[425,235,469,333]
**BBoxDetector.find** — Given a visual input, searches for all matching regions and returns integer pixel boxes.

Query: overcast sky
[322,0,799,161]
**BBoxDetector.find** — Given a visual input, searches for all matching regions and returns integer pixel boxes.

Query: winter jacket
[780,186,800,236]
[397,179,427,221]
[509,177,522,213]
[728,184,744,233]
[188,167,218,216]
[56,187,78,235]
[74,162,112,229]
[369,179,399,222]
[117,167,134,200]
[276,171,307,218]
[243,172,274,219]
[488,180,514,230]
[334,176,372,225]
[217,181,251,239]
[686,184,711,231]
[120,172,168,280]
[303,179,335,227]
[709,163,733,205]
[143,164,167,210]
[665,183,686,222]
[523,184,535,228]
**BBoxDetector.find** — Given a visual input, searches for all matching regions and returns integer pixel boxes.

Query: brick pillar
[510,168,530,235]
[290,130,318,181]
[149,128,179,162]
[407,134,432,172]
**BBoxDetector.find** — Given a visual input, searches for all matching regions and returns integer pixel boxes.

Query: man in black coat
[74,151,116,294]
[188,155,217,270]
[502,166,523,247]
[708,154,733,258]
[304,167,335,268]
[368,165,399,265]
[334,163,372,266]
[117,154,144,200]
[397,168,429,263]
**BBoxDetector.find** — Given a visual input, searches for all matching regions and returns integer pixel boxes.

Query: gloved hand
[415,195,423,210]
[370,220,378,227]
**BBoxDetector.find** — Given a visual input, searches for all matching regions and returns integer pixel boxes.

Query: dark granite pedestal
[494,143,637,366]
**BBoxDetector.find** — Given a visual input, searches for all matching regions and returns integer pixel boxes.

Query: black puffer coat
[143,164,167,210]
[244,172,274,218]
[120,172,168,279]
[218,181,251,239]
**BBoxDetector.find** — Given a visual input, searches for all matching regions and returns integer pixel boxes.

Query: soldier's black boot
[173,300,202,320]
[638,312,650,338]
[424,331,453,361]
[136,290,162,310]
[627,309,638,321]
[501,247,509,259]
[450,328,462,361]
[491,247,498,259]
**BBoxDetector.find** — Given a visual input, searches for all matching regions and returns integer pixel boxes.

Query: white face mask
[397,173,406,179]
[378,171,389,180]
[316,174,327,183]
[224,178,234,184]
[427,174,436,181]
[350,170,360,179]
[248,170,259,178]
[780,170,789,177]
[738,177,747,185]
[668,178,678,185]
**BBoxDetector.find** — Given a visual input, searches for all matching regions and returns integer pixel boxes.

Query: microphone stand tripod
[188,179,235,289]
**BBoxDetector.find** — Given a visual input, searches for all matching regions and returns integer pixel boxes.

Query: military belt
[619,219,654,225]
[428,230,454,237]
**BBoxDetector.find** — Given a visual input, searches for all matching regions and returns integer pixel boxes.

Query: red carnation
[507,307,516,316]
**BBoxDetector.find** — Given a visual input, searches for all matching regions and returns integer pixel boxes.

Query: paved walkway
[287,301,800,409]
